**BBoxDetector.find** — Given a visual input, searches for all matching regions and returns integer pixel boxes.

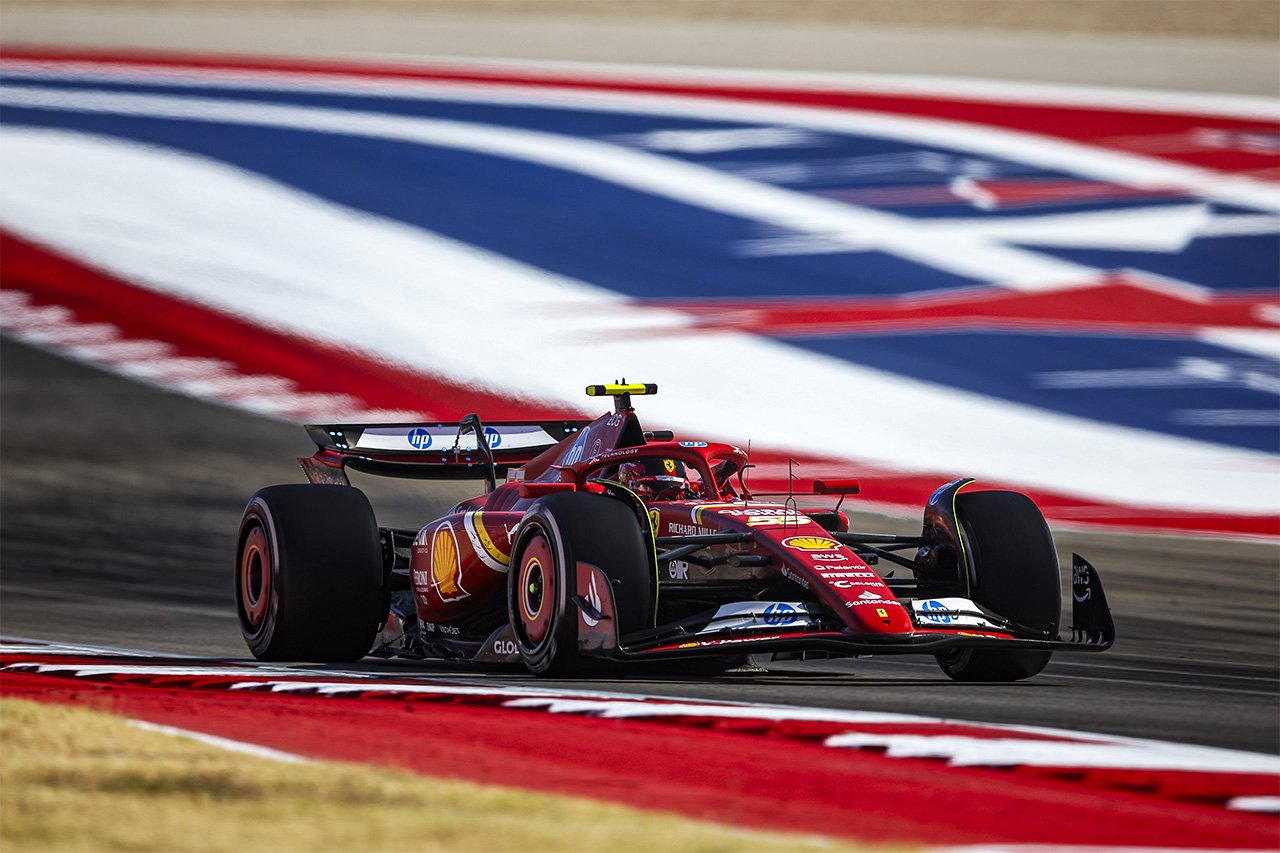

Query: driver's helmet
[617,458,693,501]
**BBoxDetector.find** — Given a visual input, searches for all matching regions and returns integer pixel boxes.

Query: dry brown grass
[0,698,880,852]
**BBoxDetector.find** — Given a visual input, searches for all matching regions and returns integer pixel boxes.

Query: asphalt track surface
[4,337,1277,756]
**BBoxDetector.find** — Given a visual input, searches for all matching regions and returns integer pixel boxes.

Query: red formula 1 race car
[235,383,1114,681]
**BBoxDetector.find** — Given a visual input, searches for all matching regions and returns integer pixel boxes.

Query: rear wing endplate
[299,418,590,487]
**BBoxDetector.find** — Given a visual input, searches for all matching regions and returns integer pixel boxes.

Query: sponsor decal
[876,608,889,619]
[845,599,897,608]
[667,560,691,580]
[463,512,511,573]
[762,602,799,626]
[783,536,841,552]
[737,512,783,525]
[595,447,639,462]
[563,431,588,465]
[668,522,717,536]
[663,458,678,474]
[830,579,879,589]
[917,598,953,624]
[422,622,461,636]
[813,569,877,578]
[430,522,469,602]
[682,633,794,647]
[910,597,1000,629]
[648,509,661,532]
[781,566,810,590]
[692,502,741,523]
[590,438,603,458]
[493,639,517,656]
[361,426,557,452]
[745,514,809,527]
[411,569,431,591]
[1073,562,1092,602]
[678,441,708,447]
[698,601,812,636]
[693,504,809,525]
[811,553,849,562]
[858,590,881,600]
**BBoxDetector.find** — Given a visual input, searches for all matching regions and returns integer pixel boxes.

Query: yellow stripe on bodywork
[464,512,510,572]
[692,503,743,524]
[951,483,973,598]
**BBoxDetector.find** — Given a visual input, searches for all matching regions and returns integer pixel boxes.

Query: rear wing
[299,418,590,488]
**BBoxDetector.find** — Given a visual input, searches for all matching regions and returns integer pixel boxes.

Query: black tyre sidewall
[937,490,1060,682]
[509,492,652,676]
[236,497,282,657]
[234,484,385,662]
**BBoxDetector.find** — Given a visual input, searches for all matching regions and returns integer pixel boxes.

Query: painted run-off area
[0,697,856,852]
[3,647,1277,850]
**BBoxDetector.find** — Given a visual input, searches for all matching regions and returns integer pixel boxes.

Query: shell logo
[782,535,841,552]
[431,522,469,601]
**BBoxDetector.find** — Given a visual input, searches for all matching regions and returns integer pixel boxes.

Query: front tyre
[235,484,385,662]
[509,492,652,677]
[936,490,1060,682]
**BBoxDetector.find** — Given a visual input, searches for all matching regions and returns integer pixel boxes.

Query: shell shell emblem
[782,535,841,552]
[431,522,469,601]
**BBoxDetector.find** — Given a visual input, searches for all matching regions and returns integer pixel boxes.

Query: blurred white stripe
[0,127,1275,514]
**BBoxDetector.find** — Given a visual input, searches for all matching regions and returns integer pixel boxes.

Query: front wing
[574,554,1115,661]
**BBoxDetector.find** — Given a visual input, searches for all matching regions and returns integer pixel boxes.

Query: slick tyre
[509,492,652,677]
[936,490,1060,682]
[235,484,385,662]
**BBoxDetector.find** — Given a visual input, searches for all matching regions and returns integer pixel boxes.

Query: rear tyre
[509,492,653,677]
[235,484,385,662]
[935,490,1060,682]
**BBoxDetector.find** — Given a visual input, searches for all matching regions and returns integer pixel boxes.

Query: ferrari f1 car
[235,383,1114,681]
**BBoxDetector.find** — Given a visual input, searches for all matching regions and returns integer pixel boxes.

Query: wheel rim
[240,523,271,629]
[517,531,556,647]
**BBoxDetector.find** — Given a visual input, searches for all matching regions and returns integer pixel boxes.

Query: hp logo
[408,428,432,450]
[484,427,502,448]
[920,599,952,624]
[762,602,798,626]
